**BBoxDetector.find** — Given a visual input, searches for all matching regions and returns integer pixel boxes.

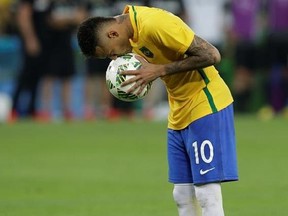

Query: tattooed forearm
[163,35,221,76]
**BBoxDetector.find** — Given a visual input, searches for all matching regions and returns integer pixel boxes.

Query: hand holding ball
[106,53,152,102]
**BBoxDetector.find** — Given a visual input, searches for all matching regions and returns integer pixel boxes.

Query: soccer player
[77,5,238,216]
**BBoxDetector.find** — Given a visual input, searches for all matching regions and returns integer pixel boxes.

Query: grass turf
[0,116,287,215]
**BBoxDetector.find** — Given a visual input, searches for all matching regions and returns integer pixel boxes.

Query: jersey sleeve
[148,10,194,55]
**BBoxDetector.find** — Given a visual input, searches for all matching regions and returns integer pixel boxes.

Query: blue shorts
[167,104,238,185]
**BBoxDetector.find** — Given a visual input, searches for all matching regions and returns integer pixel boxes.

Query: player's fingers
[121,80,131,87]
[135,55,147,64]
[126,80,143,93]
[136,84,145,95]
[120,69,138,75]
[121,75,137,87]
[126,83,138,93]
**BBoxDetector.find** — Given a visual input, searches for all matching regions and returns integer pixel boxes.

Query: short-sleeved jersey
[123,5,233,130]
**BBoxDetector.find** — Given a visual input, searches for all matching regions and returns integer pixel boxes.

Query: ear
[108,30,119,38]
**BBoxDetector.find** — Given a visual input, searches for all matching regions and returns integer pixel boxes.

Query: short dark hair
[77,16,115,58]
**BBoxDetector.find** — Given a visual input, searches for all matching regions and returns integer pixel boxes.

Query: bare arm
[17,2,40,55]
[121,35,221,93]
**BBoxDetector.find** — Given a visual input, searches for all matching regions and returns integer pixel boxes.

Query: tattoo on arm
[164,35,220,76]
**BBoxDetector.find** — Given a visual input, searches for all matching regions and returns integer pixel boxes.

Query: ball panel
[105,53,152,102]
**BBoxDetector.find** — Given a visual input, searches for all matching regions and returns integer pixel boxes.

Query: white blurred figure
[183,0,227,52]
[148,0,186,20]
[0,92,12,123]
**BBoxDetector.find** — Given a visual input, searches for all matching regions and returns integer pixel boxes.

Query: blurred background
[0,0,287,123]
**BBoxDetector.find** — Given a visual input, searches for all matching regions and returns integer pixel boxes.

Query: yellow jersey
[123,5,233,130]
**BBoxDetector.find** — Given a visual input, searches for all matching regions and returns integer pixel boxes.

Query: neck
[115,14,133,39]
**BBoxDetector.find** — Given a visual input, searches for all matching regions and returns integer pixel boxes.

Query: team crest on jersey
[139,47,154,58]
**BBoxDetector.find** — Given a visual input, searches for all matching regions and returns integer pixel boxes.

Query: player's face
[95,31,132,59]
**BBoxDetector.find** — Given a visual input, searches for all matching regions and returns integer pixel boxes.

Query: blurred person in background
[182,0,236,98]
[10,0,51,121]
[259,0,288,119]
[36,0,87,122]
[182,0,239,107]
[228,0,264,113]
[147,0,186,20]
[183,0,227,59]
[83,0,114,121]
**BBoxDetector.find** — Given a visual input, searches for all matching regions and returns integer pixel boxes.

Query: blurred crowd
[0,0,287,123]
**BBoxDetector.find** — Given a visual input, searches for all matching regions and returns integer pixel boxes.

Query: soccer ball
[106,53,152,102]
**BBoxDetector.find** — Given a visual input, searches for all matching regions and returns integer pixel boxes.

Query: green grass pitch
[0,116,287,215]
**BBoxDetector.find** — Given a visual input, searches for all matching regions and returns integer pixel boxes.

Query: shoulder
[134,6,188,30]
